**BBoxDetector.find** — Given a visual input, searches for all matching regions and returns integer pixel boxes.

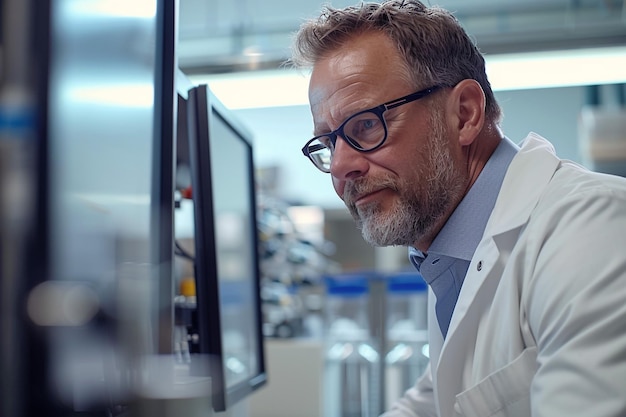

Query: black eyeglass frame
[301,85,442,173]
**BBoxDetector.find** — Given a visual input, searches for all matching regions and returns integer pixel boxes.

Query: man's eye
[345,113,383,144]
[354,118,378,132]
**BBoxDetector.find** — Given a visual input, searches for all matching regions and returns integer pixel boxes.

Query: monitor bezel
[186,82,267,412]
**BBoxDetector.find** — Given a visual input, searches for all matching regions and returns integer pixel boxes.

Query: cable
[174,240,195,262]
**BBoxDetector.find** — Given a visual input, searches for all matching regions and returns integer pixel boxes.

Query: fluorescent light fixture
[188,45,626,110]
[188,70,311,109]
[66,83,154,108]
[66,0,157,19]
[485,46,626,91]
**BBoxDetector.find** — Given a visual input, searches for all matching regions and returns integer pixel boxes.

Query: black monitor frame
[185,82,267,412]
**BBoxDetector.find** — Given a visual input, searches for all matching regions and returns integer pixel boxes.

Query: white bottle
[324,274,380,417]
[384,272,429,410]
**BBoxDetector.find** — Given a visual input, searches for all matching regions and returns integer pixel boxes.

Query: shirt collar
[410,137,519,266]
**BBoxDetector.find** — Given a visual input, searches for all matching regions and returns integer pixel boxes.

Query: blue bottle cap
[386,272,427,293]
[324,273,371,297]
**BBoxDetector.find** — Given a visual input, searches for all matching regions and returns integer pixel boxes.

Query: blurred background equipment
[578,84,626,177]
[383,273,429,411]
[260,280,305,339]
[2,1,178,416]
[323,273,381,417]
[256,191,340,339]
[257,193,340,287]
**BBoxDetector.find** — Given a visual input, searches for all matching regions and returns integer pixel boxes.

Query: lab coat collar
[482,132,561,237]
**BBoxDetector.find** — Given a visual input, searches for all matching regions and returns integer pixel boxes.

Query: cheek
[377,143,420,176]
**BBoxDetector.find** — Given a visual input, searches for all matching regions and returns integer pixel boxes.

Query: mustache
[343,175,400,205]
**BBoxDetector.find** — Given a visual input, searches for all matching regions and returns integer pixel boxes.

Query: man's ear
[447,79,485,146]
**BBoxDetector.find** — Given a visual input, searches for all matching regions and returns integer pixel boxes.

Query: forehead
[308,32,412,131]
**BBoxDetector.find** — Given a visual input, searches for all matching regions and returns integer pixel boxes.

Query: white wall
[495,86,585,162]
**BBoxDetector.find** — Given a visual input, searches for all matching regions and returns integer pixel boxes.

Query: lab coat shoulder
[382,133,626,417]
[513,149,626,417]
[451,133,626,417]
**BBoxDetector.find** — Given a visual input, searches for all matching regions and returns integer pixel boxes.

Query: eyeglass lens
[343,111,386,149]
[308,110,385,171]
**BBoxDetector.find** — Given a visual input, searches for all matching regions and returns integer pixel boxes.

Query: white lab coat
[382,133,626,417]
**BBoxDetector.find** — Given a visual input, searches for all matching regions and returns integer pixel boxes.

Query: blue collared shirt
[409,137,519,338]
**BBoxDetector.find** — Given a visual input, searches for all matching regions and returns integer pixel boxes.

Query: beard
[343,108,467,247]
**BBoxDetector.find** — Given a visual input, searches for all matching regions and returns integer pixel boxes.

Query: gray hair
[290,0,502,124]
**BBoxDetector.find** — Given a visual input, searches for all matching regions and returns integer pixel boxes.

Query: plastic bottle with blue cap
[384,272,429,409]
[323,273,380,417]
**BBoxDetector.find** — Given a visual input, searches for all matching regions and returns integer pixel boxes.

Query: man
[289,1,626,416]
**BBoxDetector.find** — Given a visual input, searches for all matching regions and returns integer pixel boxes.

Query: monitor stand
[131,354,215,417]
[134,396,213,417]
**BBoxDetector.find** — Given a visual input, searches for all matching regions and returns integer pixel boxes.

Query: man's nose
[329,137,369,180]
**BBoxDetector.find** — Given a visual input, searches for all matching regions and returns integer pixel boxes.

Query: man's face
[308,32,468,250]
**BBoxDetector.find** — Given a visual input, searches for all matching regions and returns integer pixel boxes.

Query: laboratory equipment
[323,274,381,417]
[384,272,429,409]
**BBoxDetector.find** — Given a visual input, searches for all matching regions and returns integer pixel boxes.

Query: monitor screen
[185,83,267,411]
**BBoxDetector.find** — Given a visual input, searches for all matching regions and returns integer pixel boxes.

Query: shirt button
[477,260,483,271]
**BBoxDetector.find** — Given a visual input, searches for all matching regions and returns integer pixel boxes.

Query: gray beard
[345,112,466,247]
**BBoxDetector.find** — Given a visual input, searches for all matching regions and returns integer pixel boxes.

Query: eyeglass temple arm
[384,86,441,110]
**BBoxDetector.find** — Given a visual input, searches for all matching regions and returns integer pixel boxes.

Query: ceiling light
[188,45,626,110]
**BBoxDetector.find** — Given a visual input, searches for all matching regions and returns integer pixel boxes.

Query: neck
[464,123,503,191]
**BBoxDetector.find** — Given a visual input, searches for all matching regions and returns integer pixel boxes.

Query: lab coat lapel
[434,229,519,417]
[433,133,562,415]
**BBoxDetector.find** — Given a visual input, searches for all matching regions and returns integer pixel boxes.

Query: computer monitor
[183,82,267,412]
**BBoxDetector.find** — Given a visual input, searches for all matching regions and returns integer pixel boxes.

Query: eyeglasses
[301,85,442,173]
